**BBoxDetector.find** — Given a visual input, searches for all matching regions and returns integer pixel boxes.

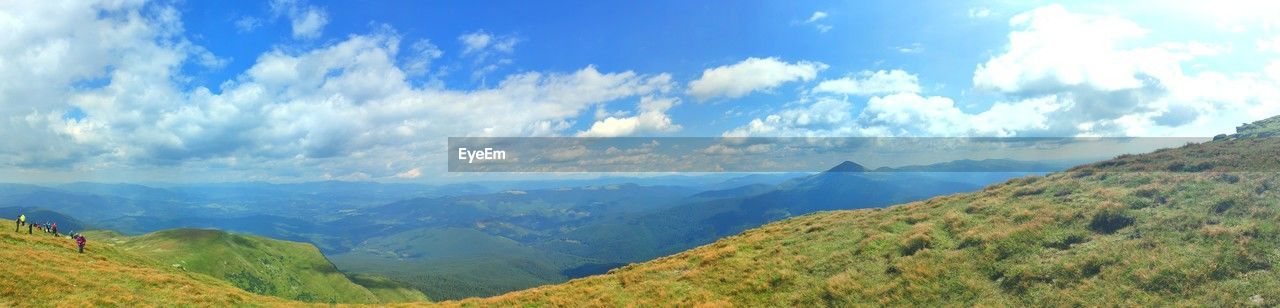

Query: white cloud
[270,0,328,39]
[404,39,443,76]
[802,11,833,33]
[968,7,992,19]
[857,93,970,136]
[0,1,680,180]
[291,8,328,39]
[1268,61,1280,82]
[723,97,854,137]
[968,4,1280,136]
[812,70,921,96]
[234,16,262,33]
[727,4,1280,138]
[896,43,924,54]
[805,11,828,23]
[458,29,520,80]
[459,30,519,56]
[460,31,493,54]
[974,5,1152,94]
[724,93,1060,138]
[1258,36,1280,53]
[393,167,422,179]
[687,57,827,101]
[577,96,682,137]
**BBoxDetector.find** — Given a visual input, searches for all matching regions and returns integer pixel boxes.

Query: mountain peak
[826,161,867,173]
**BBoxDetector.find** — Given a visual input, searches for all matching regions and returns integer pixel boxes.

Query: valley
[6,116,1280,305]
[1,161,1052,300]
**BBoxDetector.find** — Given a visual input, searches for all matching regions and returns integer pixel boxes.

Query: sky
[1,0,1278,183]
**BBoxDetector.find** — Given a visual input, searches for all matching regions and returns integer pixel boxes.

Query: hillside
[456,117,1280,306]
[0,230,287,306]
[0,206,89,231]
[86,229,427,304]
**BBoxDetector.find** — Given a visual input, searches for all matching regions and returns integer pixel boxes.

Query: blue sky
[176,0,1015,135]
[1,0,1278,182]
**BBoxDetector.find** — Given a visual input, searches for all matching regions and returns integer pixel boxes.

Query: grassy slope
[85,228,427,304]
[0,230,291,306]
[454,118,1280,306]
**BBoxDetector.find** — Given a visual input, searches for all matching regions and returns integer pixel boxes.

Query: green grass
[453,118,1280,306]
[85,228,427,304]
[0,229,290,306]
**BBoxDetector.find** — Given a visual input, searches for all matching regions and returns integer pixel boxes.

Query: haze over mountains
[9,115,1280,306]
[1,159,1065,299]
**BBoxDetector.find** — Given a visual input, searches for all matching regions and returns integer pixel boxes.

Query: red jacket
[76,236,85,246]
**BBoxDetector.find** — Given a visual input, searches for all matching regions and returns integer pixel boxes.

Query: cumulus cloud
[727,5,1280,138]
[974,5,1153,95]
[270,0,329,39]
[812,70,921,96]
[723,97,855,137]
[687,57,828,101]
[969,4,1279,136]
[577,96,682,137]
[0,1,678,180]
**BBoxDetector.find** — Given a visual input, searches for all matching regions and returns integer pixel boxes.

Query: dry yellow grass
[0,230,299,307]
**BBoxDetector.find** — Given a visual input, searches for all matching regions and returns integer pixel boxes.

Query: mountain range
[2,158,1072,300]
[8,115,1280,305]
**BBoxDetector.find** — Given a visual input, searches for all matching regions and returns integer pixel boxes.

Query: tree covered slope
[454,116,1280,306]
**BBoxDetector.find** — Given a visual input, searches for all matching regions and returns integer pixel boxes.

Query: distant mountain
[550,164,981,264]
[688,183,776,200]
[0,206,89,232]
[705,173,809,190]
[56,182,186,201]
[874,158,1077,172]
[826,161,868,172]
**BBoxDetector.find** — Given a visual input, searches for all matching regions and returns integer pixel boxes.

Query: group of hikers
[13,214,87,253]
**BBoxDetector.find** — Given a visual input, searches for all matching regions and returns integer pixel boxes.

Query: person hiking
[27,222,32,234]
[75,235,86,254]
[51,222,58,236]
[18,214,24,226]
